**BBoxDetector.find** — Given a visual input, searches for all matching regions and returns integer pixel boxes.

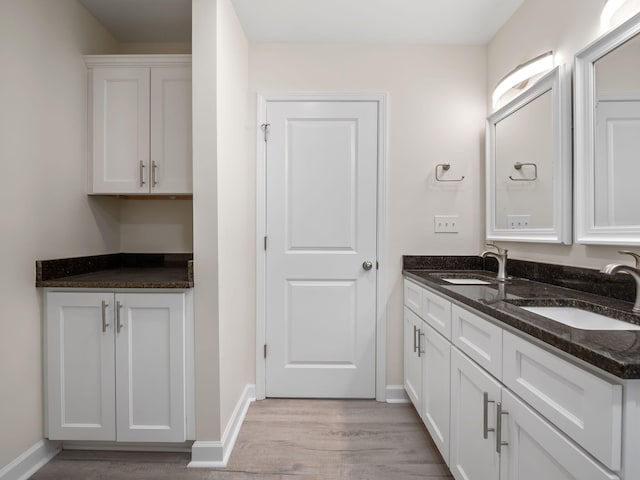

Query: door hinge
[261,123,270,143]
[264,236,267,251]
[264,344,267,358]
[376,261,379,270]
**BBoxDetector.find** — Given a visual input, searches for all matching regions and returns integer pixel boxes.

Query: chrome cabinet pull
[418,330,425,357]
[496,402,509,454]
[413,325,418,353]
[483,392,495,439]
[116,301,123,334]
[139,161,146,187]
[152,161,158,187]
[101,300,109,333]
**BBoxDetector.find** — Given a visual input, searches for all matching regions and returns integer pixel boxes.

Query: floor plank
[30,399,453,479]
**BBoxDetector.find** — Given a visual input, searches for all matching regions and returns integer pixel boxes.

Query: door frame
[255,92,387,401]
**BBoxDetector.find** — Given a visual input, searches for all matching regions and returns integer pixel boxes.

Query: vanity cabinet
[403,278,623,480]
[450,347,500,480]
[85,56,192,195]
[404,306,423,409]
[45,291,191,443]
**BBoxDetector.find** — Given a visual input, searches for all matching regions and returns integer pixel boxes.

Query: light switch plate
[434,215,459,233]
[507,214,531,229]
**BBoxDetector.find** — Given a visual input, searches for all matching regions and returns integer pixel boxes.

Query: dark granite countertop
[36,253,193,289]
[403,256,640,379]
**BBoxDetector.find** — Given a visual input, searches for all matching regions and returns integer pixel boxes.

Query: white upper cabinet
[85,56,192,195]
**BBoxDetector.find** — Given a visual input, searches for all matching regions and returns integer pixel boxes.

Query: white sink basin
[442,278,492,285]
[522,306,640,331]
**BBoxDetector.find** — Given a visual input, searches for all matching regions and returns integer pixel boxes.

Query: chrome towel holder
[435,163,464,182]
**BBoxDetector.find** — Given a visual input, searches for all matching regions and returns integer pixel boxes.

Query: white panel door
[91,67,150,194]
[265,100,378,398]
[500,389,619,480]
[115,293,186,442]
[404,307,422,409]
[150,67,192,194]
[46,292,116,441]
[422,322,451,465]
[595,100,640,227]
[450,347,501,480]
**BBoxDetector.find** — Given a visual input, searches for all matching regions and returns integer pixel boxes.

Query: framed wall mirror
[575,11,640,245]
[486,65,572,244]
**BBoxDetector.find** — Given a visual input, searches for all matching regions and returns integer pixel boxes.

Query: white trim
[61,442,192,452]
[188,384,256,468]
[385,385,410,404]
[486,65,572,245]
[575,10,640,245]
[0,440,61,480]
[83,54,191,68]
[255,92,387,401]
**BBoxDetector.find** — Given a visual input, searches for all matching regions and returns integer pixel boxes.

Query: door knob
[363,261,373,271]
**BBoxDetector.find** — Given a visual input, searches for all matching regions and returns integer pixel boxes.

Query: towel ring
[435,163,464,182]
[509,162,537,181]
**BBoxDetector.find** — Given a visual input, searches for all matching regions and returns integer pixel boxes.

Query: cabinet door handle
[152,161,158,187]
[101,300,109,333]
[418,330,425,357]
[116,301,123,334]
[496,402,509,454]
[413,325,418,352]
[483,392,495,439]
[139,161,146,187]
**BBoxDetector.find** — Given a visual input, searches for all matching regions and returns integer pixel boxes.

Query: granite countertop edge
[403,268,640,380]
[36,254,194,289]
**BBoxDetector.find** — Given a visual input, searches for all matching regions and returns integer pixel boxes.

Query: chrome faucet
[481,243,509,282]
[601,250,640,314]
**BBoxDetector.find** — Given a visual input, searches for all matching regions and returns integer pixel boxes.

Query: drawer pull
[101,300,109,333]
[483,392,495,439]
[496,402,509,454]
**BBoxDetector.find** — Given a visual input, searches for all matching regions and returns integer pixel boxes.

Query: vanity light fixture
[601,0,629,30]
[491,51,554,109]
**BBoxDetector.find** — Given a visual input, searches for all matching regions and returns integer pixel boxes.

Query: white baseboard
[0,440,61,480]
[385,385,410,403]
[188,384,255,468]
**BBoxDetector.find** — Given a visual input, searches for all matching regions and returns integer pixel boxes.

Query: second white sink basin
[442,278,492,285]
[522,306,640,331]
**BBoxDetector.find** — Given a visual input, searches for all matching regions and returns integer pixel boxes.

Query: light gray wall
[0,0,119,469]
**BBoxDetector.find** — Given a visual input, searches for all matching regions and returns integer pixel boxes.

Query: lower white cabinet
[404,306,422,409]
[46,291,189,443]
[500,389,619,480]
[421,322,450,464]
[450,347,501,480]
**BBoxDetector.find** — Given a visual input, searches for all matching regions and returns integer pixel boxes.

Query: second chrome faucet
[601,250,640,313]
[481,243,509,282]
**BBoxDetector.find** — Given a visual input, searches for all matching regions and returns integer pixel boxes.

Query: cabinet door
[91,67,150,194]
[421,322,451,465]
[150,67,192,194]
[46,292,116,441]
[450,347,501,480]
[500,389,619,480]
[115,293,186,442]
[404,307,422,411]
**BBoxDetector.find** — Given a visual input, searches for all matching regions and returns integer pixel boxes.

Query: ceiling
[79,0,524,45]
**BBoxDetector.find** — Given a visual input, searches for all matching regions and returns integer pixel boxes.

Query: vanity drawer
[404,279,423,317]
[451,304,502,379]
[503,331,622,471]
[422,288,452,340]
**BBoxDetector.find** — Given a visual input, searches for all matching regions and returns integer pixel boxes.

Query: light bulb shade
[492,51,554,109]
[601,0,628,29]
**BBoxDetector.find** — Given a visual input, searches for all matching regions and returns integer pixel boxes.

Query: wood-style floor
[31,399,453,479]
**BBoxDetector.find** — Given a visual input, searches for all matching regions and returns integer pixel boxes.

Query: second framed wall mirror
[486,64,572,244]
[575,11,640,245]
